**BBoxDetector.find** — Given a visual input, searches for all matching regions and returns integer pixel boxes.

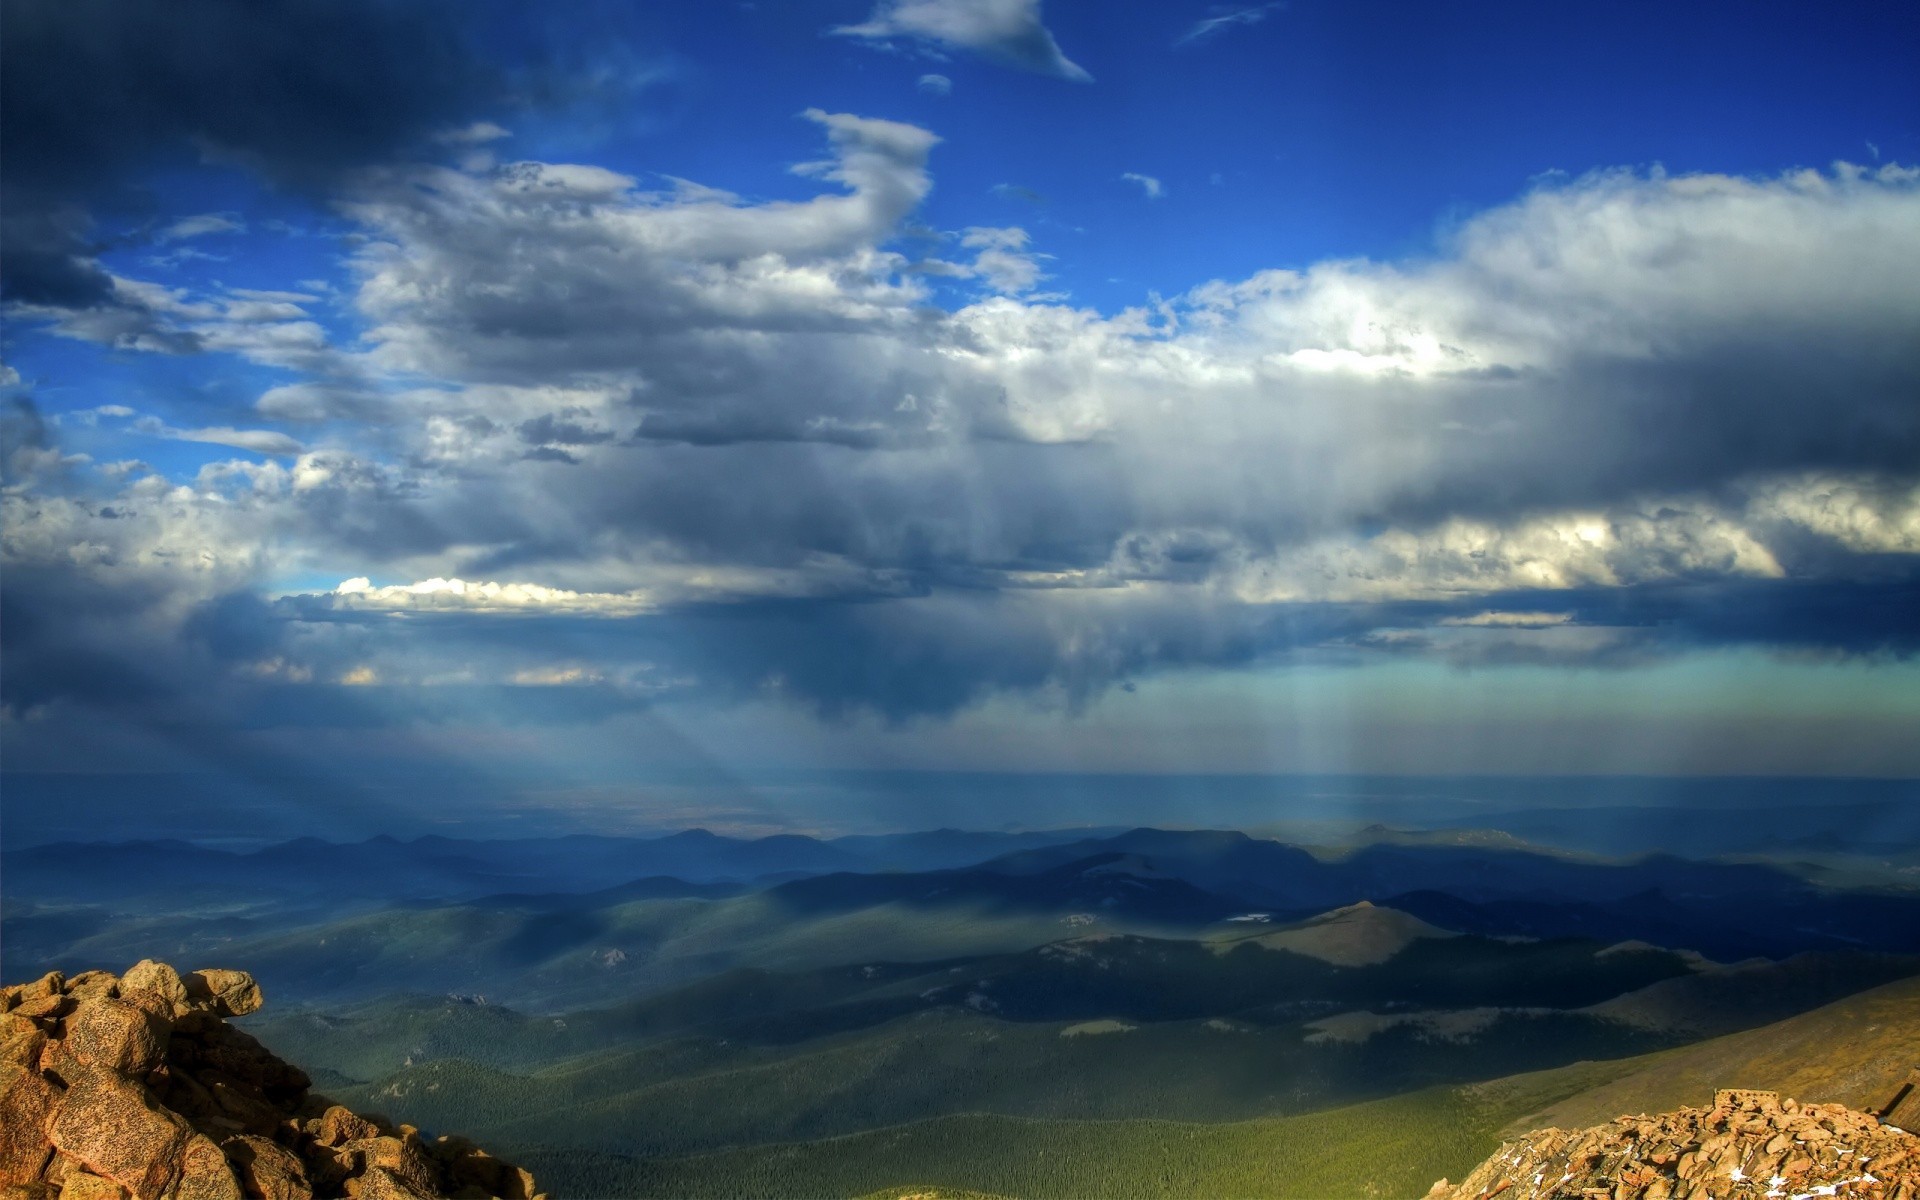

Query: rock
[55,1174,126,1200]
[345,1168,433,1200]
[337,1139,435,1197]
[118,965,189,1019]
[3,962,539,1200]
[45,1066,190,1200]
[169,1136,241,1200]
[217,1137,309,1200]
[1433,1091,1920,1200]
[65,999,168,1076]
[0,1061,59,1187]
[1,1016,49,1077]
[317,1106,381,1148]
[184,973,260,1020]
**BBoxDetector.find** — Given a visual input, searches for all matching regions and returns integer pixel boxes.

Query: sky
[3,0,1919,837]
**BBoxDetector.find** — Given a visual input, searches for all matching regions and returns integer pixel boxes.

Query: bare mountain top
[0,961,541,1200]
[1220,899,1458,966]
[1429,1088,1918,1200]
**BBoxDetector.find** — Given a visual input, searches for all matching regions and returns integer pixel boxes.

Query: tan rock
[45,1066,190,1200]
[118,965,189,1019]
[62,974,117,1003]
[343,1168,432,1200]
[316,1107,379,1149]
[336,1138,433,1197]
[1,1015,48,1071]
[0,1061,59,1187]
[184,974,260,1020]
[166,1137,239,1200]
[216,1136,308,1200]
[66,1000,168,1076]
[56,1173,126,1200]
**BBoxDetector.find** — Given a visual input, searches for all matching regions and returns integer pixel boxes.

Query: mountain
[0,827,1116,914]
[1497,972,1920,1135]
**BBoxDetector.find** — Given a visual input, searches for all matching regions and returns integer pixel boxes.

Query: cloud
[120,414,304,457]
[4,127,1918,732]
[321,576,657,617]
[918,73,953,95]
[158,213,244,242]
[1121,172,1164,199]
[1175,3,1283,48]
[835,0,1092,82]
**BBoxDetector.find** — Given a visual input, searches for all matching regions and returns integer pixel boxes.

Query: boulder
[117,965,188,1020]
[65,1000,168,1076]
[316,1107,380,1148]
[0,1061,59,1187]
[54,1173,126,1200]
[184,974,260,1020]
[216,1137,309,1200]
[44,1066,190,1200]
[169,1137,241,1200]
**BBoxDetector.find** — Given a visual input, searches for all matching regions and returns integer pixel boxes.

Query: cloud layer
[4,94,1918,745]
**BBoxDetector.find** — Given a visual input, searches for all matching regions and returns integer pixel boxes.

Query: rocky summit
[0,961,542,1200]
[1429,1089,1920,1200]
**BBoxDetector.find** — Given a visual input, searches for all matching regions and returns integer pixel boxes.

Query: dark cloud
[1,0,499,198]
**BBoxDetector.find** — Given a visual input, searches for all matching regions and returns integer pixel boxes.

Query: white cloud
[1175,4,1284,48]
[1439,611,1576,628]
[7,126,1919,722]
[158,212,244,242]
[835,0,1091,82]
[1121,172,1164,199]
[327,576,657,616]
[918,73,953,95]
[436,121,511,145]
[130,415,304,457]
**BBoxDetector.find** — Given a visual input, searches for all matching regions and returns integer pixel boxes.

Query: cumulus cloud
[835,0,1092,82]
[4,120,1918,730]
[918,73,953,95]
[1121,172,1164,198]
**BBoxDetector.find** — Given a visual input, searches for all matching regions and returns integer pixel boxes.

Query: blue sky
[3,0,1919,834]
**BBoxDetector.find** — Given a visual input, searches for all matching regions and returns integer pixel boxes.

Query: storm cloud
[4,79,1918,749]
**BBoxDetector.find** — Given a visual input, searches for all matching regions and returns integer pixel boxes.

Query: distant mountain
[978,828,1920,958]
[0,826,1114,911]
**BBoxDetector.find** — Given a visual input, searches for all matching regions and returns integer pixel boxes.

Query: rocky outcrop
[0,963,542,1200]
[1429,1089,1920,1200]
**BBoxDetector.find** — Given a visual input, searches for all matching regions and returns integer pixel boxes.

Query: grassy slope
[514,1063,1629,1200]
[503,970,1920,1198]
[1500,971,1920,1134]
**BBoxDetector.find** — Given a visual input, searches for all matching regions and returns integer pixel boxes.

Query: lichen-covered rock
[45,1066,191,1200]
[185,973,260,1020]
[1431,1089,1920,1200]
[218,1137,309,1200]
[0,962,543,1200]
[64,1000,167,1076]
[0,1060,59,1186]
[118,964,188,1019]
[54,1171,126,1200]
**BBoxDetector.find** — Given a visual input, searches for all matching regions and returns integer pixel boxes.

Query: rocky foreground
[0,962,542,1200]
[1430,1089,1920,1200]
